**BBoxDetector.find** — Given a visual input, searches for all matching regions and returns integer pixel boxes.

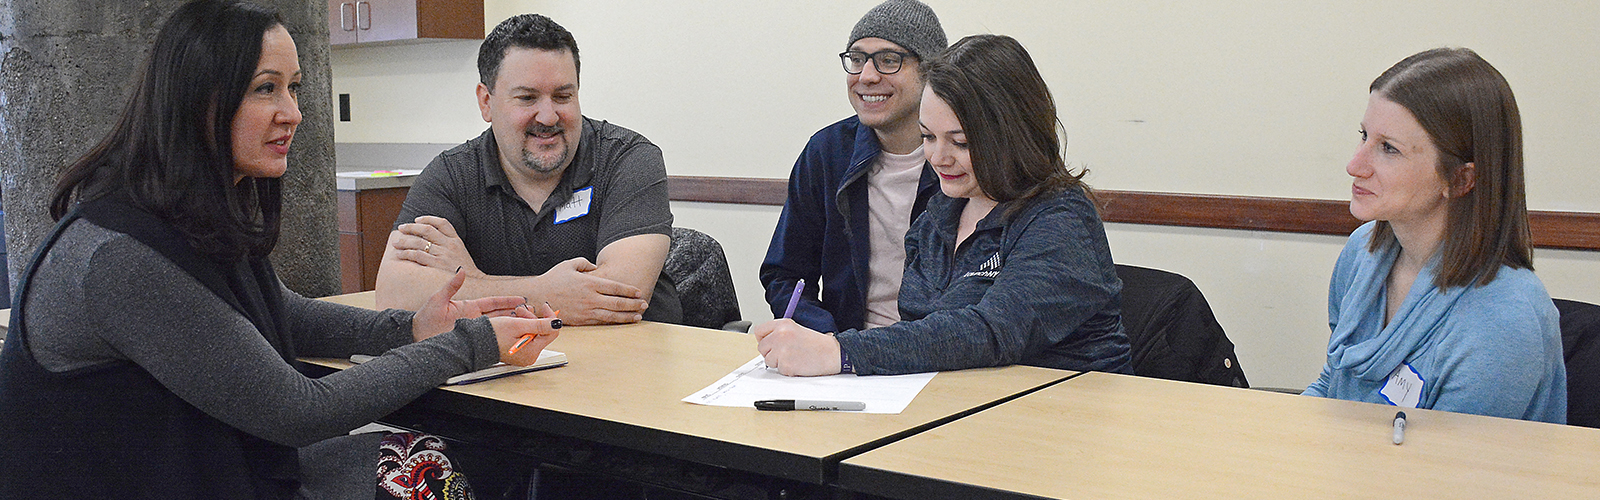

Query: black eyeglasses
[839,50,912,75]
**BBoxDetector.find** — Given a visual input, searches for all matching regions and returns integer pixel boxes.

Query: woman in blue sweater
[753,34,1131,376]
[1303,48,1566,423]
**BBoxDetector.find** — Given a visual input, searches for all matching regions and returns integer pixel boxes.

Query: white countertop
[335,169,422,190]
[334,142,452,191]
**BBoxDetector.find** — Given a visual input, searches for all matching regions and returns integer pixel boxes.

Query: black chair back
[1554,298,1600,428]
[1116,264,1248,388]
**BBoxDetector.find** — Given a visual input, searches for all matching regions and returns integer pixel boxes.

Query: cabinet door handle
[356,1,371,31]
[339,2,355,32]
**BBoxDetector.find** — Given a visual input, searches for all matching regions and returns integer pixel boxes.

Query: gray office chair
[1554,298,1600,429]
[1115,264,1249,388]
[663,227,746,331]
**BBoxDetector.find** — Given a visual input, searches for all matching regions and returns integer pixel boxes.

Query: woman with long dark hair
[1304,48,1565,422]
[754,34,1131,376]
[0,1,560,496]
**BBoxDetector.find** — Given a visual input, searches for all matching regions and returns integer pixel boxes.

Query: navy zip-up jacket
[760,116,938,332]
[835,188,1134,375]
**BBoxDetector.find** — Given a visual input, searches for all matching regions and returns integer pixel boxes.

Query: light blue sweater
[1303,222,1566,423]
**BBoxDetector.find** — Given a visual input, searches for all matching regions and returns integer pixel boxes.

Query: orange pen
[509,310,560,354]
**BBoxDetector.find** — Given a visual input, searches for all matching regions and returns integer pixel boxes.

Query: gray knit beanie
[847,0,947,61]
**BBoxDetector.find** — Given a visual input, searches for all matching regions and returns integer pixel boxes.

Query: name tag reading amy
[1380,363,1425,408]
[554,186,593,224]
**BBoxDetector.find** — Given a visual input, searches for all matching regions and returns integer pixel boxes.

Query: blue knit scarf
[1326,241,1470,382]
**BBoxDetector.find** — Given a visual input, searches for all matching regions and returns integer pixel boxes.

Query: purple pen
[783,279,805,319]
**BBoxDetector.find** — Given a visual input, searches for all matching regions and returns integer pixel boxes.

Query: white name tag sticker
[554,186,593,224]
[1380,363,1425,408]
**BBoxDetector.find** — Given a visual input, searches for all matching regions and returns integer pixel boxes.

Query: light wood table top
[316,290,379,309]
[839,371,1600,499]
[303,291,1077,484]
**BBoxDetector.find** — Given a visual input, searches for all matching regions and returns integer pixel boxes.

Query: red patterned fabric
[377,433,475,500]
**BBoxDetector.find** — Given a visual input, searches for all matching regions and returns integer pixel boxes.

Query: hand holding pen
[752,280,846,376]
[494,301,562,366]
[510,303,561,354]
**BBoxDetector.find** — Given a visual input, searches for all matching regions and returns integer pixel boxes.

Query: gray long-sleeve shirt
[22,219,501,447]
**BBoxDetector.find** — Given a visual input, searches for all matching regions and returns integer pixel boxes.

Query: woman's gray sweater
[21,219,501,447]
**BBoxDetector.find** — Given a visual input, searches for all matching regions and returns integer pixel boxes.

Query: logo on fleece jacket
[961,252,1002,279]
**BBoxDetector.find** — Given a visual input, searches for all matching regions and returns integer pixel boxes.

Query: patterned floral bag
[376,433,475,500]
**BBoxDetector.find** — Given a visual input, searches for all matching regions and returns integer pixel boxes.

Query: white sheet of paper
[683,356,936,414]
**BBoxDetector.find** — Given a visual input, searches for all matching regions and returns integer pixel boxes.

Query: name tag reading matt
[554,186,593,224]
[1380,363,1424,408]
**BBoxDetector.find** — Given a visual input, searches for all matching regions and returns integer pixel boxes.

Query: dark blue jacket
[836,188,1134,375]
[760,116,938,332]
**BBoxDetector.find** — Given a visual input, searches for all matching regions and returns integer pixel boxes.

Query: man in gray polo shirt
[374,13,680,325]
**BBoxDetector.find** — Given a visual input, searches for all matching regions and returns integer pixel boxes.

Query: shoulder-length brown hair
[921,34,1085,218]
[1367,47,1531,288]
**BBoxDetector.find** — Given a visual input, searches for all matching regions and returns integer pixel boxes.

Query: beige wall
[330,1,1600,388]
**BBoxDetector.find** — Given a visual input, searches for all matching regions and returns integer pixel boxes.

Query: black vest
[0,199,299,499]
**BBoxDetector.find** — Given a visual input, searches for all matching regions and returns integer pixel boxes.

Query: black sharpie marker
[1392,411,1406,445]
[755,399,866,411]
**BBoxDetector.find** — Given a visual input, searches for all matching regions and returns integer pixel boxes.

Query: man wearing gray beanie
[761,0,947,346]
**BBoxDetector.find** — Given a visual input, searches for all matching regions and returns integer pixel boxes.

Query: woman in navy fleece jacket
[754,34,1132,377]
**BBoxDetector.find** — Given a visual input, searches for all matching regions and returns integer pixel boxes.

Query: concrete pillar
[0,0,339,297]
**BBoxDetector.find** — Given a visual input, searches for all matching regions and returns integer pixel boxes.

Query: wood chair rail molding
[667,175,1600,251]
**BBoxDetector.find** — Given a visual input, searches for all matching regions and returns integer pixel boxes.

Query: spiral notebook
[349,350,567,386]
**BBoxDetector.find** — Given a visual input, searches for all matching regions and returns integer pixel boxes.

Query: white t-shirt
[863,145,926,329]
